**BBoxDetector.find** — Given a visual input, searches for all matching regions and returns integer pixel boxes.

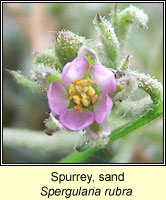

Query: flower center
[69,77,98,112]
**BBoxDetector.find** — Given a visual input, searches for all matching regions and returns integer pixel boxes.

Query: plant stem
[59,102,163,163]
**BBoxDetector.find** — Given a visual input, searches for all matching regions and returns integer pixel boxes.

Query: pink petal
[47,82,69,115]
[62,56,89,86]
[62,62,71,76]
[90,64,116,93]
[60,108,95,131]
[94,93,113,124]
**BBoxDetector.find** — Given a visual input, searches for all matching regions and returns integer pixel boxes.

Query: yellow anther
[92,94,98,104]
[86,77,95,85]
[69,84,76,95]
[81,91,88,99]
[82,86,88,93]
[69,78,98,111]
[82,98,89,107]
[76,80,88,87]
[72,79,80,84]
[75,85,82,93]
[72,95,81,105]
[74,105,83,112]
[87,86,95,96]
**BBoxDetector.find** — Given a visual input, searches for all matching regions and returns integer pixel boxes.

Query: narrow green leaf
[110,102,163,141]
[59,148,99,163]
[128,70,163,104]
[10,70,41,91]
[3,128,76,153]
[111,4,119,36]
[93,13,119,68]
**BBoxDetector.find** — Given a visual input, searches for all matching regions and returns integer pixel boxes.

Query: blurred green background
[3,3,163,163]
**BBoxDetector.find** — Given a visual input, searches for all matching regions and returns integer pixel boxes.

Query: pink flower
[47,56,116,131]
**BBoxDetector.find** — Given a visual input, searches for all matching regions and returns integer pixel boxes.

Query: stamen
[82,86,88,93]
[76,80,88,87]
[72,95,81,105]
[72,79,80,84]
[87,86,95,96]
[92,94,98,103]
[75,85,82,93]
[82,98,89,107]
[74,105,83,112]
[69,84,76,95]
[87,77,95,85]
[69,78,99,112]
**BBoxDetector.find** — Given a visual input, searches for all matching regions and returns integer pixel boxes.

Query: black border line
[1,1,165,166]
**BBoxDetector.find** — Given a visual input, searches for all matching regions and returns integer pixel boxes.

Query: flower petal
[90,64,116,93]
[62,56,89,86]
[47,82,69,115]
[60,108,95,131]
[94,92,113,124]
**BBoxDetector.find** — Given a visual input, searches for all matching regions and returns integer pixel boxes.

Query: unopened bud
[56,30,85,64]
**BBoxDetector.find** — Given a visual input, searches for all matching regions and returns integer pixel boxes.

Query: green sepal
[119,55,131,70]
[44,116,58,133]
[90,121,101,132]
[45,74,62,85]
[78,45,100,67]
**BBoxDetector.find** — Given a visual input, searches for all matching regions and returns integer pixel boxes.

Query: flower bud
[116,5,148,44]
[55,30,85,65]
[33,48,58,69]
